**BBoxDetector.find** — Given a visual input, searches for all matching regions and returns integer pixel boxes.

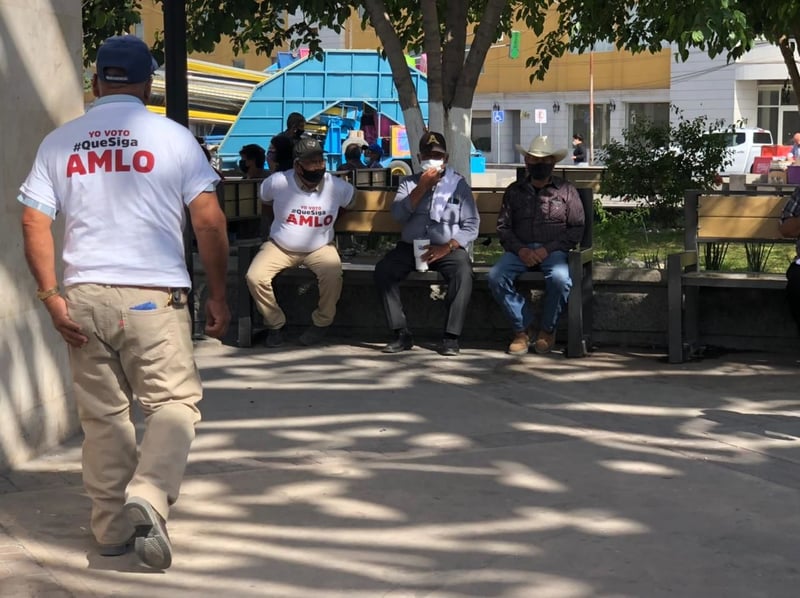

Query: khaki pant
[245,240,343,329]
[64,284,202,545]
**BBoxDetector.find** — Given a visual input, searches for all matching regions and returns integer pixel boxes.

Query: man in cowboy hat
[487,135,585,355]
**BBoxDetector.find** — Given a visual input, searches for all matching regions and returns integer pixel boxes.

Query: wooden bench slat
[349,189,504,212]
[681,271,785,289]
[334,212,402,233]
[340,189,504,235]
[697,216,783,240]
[698,195,786,217]
[473,192,504,212]
[335,212,502,235]
[348,190,397,211]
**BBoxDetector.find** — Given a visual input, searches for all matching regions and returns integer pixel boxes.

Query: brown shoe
[533,329,556,354]
[507,331,531,356]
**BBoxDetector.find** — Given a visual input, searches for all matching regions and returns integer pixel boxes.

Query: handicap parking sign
[492,110,504,123]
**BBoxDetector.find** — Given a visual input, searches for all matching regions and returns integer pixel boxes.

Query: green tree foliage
[82,1,142,65]
[526,1,800,111]
[598,109,732,225]
[81,0,539,177]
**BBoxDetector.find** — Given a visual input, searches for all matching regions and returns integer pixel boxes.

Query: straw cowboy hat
[515,136,568,162]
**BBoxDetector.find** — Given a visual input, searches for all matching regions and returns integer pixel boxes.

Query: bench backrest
[686,191,794,248]
[218,177,593,249]
[337,186,593,249]
[219,179,261,221]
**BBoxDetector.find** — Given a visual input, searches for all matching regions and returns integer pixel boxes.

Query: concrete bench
[232,184,594,357]
[667,189,795,363]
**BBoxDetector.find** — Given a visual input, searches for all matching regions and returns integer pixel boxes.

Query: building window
[757,83,797,144]
[134,23,144,39]
[572,104,612,149]
[626,102,670,129]
[232,58,245,69]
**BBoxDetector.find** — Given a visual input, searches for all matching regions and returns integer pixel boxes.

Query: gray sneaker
[299,325,328,346]
[124,496,172,569]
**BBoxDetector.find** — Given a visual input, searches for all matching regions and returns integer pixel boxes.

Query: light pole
[493,102,501,163]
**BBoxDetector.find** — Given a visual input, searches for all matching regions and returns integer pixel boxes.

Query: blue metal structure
[218,50,485,173]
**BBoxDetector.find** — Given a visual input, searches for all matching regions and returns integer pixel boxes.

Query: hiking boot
[533,329,556,354]
[264,328,283,348]
[381,330,413,353]
[299,324,328,346]
[439,338,460,356]
[124,496,172,570]
[507,331,531,356]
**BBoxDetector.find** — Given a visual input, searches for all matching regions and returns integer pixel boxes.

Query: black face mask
[238,159,248,174]
[294,129,305,139]
[527,162,554,180]
[300,166,325,184]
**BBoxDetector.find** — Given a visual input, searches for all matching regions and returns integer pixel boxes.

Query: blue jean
[487,245,571,333]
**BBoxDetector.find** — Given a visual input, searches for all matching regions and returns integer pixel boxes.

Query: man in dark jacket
[488,136,584,355]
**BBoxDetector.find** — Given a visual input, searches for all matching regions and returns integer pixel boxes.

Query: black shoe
[124,497,172,570]
[299,324,328,346]
[440,338,460,356]
[381,330,413,353]
[264,328,283,348]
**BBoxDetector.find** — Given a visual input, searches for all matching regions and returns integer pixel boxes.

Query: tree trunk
[778,36,800,114]
[421,0,443,133]
[444,106,473,181]
[441,0,508,181]
[364,0,427,171]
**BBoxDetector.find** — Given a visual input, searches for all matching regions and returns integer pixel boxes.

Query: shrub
[598,107,733,228]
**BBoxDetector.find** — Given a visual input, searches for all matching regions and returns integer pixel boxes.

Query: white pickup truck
[714,127,775,174]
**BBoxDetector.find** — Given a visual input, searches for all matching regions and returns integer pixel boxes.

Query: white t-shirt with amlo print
[17,95,219,288]
[260,171,354,252]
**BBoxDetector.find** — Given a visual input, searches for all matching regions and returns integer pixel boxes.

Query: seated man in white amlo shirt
[246,137,354,347]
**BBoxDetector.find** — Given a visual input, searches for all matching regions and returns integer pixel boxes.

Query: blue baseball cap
[96,36,158,84]
[364,142,383,155]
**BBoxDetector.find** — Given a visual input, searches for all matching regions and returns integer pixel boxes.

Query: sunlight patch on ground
[530,402,703,417]
[494,461,567,493]
[196,413,425,430]
[239,479,407,521]
[511,421,772,464]
[599,460,683,477]
[406,433,473,450]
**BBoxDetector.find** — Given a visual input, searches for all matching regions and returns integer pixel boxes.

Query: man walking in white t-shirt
[18,35,230,569]
[246,137,354,346]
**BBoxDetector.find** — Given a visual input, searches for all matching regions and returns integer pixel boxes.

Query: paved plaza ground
[1,338,799,597]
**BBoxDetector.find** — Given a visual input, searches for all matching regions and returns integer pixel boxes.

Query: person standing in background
[239,143,269,179]
[790,132,800,162]
[283,112,307,140]
[363,142,384,168]
[267,135,294,174]
[572,134,586,164]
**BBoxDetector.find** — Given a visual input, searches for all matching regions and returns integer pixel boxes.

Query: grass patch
[473,228,794,273]
[347,228,795,274]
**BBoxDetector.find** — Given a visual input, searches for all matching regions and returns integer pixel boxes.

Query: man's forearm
[194,221,229,300]
[21,211,58,292]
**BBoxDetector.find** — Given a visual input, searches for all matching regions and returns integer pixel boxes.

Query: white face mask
[420,158,445,172]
